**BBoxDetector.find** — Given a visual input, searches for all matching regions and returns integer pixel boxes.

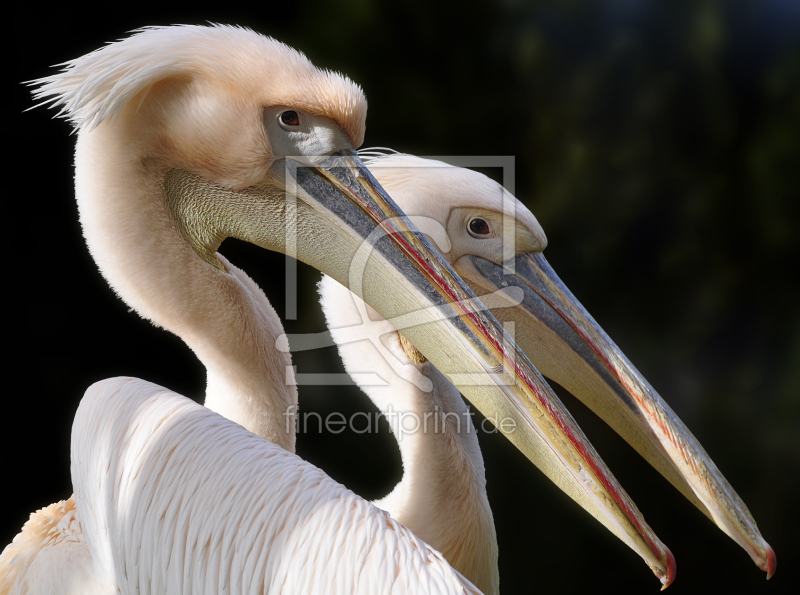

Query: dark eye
[279,110,300,127]
[468,218,490,236]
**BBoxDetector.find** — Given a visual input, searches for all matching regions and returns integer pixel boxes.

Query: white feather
[71,377,481,595]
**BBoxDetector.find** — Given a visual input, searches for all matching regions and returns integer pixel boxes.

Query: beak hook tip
[765,544,777,579]
[660,546,676,590]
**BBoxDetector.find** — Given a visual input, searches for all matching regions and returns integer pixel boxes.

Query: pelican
[0,24,676,593]
[312,152,775,589]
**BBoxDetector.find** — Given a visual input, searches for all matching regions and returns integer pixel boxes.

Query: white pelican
[312,152,775,589]
[0,25,676,593]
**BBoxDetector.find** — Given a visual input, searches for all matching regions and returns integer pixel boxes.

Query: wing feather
[72,377,481,595]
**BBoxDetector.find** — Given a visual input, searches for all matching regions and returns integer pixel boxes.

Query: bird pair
[1,24,773,594]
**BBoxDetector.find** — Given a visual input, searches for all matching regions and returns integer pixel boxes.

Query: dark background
[9,0,799,592]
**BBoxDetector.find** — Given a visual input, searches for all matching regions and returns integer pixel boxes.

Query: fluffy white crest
[29,24,367,145]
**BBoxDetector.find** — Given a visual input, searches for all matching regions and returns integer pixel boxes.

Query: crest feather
[30,24,367,145]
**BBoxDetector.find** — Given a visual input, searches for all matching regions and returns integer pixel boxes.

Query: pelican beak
[285,151,675,587]
[453,251,776,579]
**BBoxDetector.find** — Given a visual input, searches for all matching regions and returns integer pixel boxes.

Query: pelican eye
[279,110,300,129]
[468,217,490,237]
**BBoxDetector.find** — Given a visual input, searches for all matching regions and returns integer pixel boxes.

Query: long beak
[287,151,675,587]
[454,251,776,579]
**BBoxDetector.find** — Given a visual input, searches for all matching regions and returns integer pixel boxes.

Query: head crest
[30,24,367,146]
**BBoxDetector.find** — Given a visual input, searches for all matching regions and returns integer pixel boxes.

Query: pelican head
[362,151,775,579]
